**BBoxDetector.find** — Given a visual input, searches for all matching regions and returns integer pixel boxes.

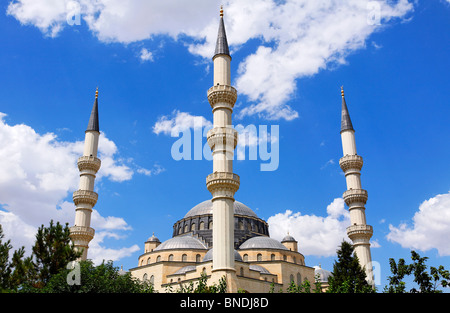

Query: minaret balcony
[77,156,101,172]
[207,127,238,150]
[73,189,98,206]
[347,224,373,241]
[343,188,368,206]
[207,84,237,109]
[339,154,363,172]
[70,225,95,244]
[206,172,240,197]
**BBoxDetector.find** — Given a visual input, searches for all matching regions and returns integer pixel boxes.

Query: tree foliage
[327,241,375,293]
[384,250,450,293]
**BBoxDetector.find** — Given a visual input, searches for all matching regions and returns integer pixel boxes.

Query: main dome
[184,200,258,218]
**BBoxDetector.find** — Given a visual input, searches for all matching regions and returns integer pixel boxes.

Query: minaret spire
[206,7,239,292]
[70,88,102,260]
[338,87,374,286]
[86,87,99,132]
[214,6,230,59]
[340,86,354,133]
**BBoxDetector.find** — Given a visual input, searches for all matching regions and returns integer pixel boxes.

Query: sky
[0,0,449,290]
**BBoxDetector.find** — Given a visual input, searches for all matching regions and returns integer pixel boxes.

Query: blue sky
[0,0,449,289]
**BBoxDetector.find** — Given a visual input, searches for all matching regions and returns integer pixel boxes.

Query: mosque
[69,8,373,293]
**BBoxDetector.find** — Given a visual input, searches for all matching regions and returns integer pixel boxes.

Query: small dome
[184,200,258,218]
[249,265,271,275]
[314,265,333,283]
[281,233,296,242]
[173,265,197,275]
[154,235,207,251]
[146,233,160,243]
[239,236,288,250]
[202,248,243,262]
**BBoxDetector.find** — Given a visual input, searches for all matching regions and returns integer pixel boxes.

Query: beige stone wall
[130,248,316,293]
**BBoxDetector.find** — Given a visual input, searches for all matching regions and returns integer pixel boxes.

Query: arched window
[184,224,189,233]
[156,255,161,262]
[243,254,248,262]
[140,259,144,266]
[150,275,154,285]
[202,267,206,275]
[182,254,187,262]
[208,221,213,229]
[143,273,148,281]
[168,254,174,261]
[297,273,302,285]
[147,257,151,264]
[283,255,287,261]
[239,221,244,230]
[290,274,294,283]
[199,221,205,230]
[191,223,196,231]
[293,257,296,264]
[196,254,201,262]
[178,227,182,235]
[271,254,275,261]
[257,254,262,261]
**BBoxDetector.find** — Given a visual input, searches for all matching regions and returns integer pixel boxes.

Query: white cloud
[137,163,165,176]
[7,0,414,121]
[267,198,350,257]
[153,110,212,136]
[0,113,136,262]
[139,48,153,62]
[387,191,450,256]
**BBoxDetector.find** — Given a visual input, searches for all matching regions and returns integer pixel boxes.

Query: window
[297,273,302,285]
[290,274,294,283]
[199,221,205,230]
[240,267,244,276]
[196,254,201,262]
[156,255,161,262]
[184,224,189,233]
[191,223,196,231]
[168,254,174,261]
[143,273,148,281]
[208,221,213,229]
[182,254,187,262]
[239,221,244,230]
[283,255,287,261]
[293,257,296,264]
[150,275,154,285]
[257,254,262,261]
[271,254,275,261]
[243,254,248,262]
[147,257,151,264]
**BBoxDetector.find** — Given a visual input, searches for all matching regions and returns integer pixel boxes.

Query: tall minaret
[339,87,374,285]
[206,7,239,292]
[70,88,101,260]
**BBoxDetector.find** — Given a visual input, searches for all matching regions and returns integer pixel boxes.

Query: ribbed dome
[184,200,258,218]
[202,248,243,262]
[281,234,296,242]
[314,266,333,283]
[239,236,288,250]
[173,266,197,275]
[249,265,272,275]
[154,235,207,251]
[146,233,160,243]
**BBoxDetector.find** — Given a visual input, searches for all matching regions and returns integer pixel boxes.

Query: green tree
[327,241,374,293]
[0,225,13,291]
[33,260,153,293]
[30,220,81,287]
[384,250,450,293]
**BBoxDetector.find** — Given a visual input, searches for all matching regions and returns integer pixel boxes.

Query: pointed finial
[341,85,344,98]
[95,87,99,99]
[220,5,223,17]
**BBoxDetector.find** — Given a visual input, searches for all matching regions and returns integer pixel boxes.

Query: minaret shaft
[70,90,101,261]
[339,87,374,285]
[207,9,239,292]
